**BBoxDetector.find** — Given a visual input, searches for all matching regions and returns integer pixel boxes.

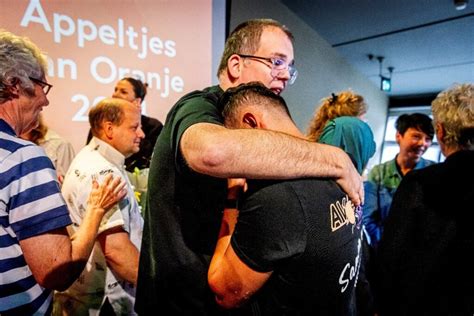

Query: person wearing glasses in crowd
[0,30,126,315]
[135,19,363,315]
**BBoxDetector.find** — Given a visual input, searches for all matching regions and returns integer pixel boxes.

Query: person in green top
[363,113,435,248]
[135,19,363,315]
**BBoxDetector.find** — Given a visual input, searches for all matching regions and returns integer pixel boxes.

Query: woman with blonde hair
[307,90,367,142]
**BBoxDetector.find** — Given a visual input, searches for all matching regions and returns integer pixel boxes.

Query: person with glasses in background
[29,76,53,95]
[136,19,363,315]
[0,29,126,315]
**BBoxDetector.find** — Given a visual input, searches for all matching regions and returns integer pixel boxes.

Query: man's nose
[278,68,291,81]
[138,127,145,138]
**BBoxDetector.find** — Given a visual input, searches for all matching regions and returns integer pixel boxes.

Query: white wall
[230,0,389,168]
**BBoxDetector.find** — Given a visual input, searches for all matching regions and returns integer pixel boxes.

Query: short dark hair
[217,19,294,77]
[121,77,147,102]
[220,82,292,126]
[395,113,434,139]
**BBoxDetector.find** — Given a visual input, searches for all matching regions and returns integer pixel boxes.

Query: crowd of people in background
[0,17,472,316]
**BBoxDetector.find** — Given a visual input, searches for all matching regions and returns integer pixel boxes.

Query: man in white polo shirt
[55,97,145,315]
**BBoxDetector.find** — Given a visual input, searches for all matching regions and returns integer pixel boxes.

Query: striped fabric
[0,119,72,315]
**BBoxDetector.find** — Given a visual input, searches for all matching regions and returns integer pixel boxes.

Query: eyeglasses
[237,54,298,85]
[29,77,53,95]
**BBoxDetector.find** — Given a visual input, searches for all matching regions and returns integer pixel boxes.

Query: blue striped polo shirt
[0,119,72,315]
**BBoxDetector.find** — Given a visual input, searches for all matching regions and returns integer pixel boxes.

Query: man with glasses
[0,30,126,315]
[29,76,53,95]
[136,19,362,315]
[236,54,298,85]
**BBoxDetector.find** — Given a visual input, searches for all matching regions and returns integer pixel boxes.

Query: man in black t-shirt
[136,19,363,315]
[208,83,364,315]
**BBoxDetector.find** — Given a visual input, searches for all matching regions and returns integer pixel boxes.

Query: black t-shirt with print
[232,178,363,315]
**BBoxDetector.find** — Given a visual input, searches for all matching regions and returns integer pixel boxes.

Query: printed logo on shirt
[338,229,363,293]
[330,196,361,232]
[99,168,114,176]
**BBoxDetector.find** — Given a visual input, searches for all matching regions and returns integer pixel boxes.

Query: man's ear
[227,54,243,80]
[395,131,402,144]
[7,80,21,99]
[133,98,142,108]
[435,122,445,143]
[103,122,114,139]
[242,113,258,128]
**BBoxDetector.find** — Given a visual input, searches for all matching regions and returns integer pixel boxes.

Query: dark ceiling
[282,0,474,97]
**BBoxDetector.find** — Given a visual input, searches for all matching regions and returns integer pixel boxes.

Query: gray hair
[0,29,47,103]
[431,83,474,150]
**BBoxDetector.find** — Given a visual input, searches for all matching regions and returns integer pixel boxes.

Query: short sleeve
[7,145,71,240]
[65,168,126,235]
[168,88,223,172]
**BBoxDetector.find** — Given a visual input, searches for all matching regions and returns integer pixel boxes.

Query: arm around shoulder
[181,123,362,204]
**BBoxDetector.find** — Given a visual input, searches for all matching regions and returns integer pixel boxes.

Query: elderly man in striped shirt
[0,30,126,315]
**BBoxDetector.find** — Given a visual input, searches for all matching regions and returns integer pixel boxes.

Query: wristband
[224,199,239,209]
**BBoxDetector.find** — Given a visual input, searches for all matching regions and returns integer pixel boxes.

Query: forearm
[99,229,140,286]
[182,123,349,179]
[105,245,139,285]
[208,210,240,306]
[55,206,106,288]
[70,206,105,263]
[22,208,105,291]
[210,210,238,266]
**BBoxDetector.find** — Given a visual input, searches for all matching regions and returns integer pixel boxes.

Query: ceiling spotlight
[368,54,394,92]
[454,0,469,10]
[382,67,394,92]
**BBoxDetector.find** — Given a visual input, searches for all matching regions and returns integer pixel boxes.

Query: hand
[88,174,127,212]
[335,157,364,207]
[227,178,247,200]
[57,174,64,186]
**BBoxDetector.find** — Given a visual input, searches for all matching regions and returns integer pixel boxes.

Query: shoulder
[0,132,42,159]
[418,158,437,168]
[368,159,394,181]
[172,85,223,113]
[1,136,55,182]
[65,148,122,184]
[245,178,339,213]
[246,180,299,204]
[164,85,224,134]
